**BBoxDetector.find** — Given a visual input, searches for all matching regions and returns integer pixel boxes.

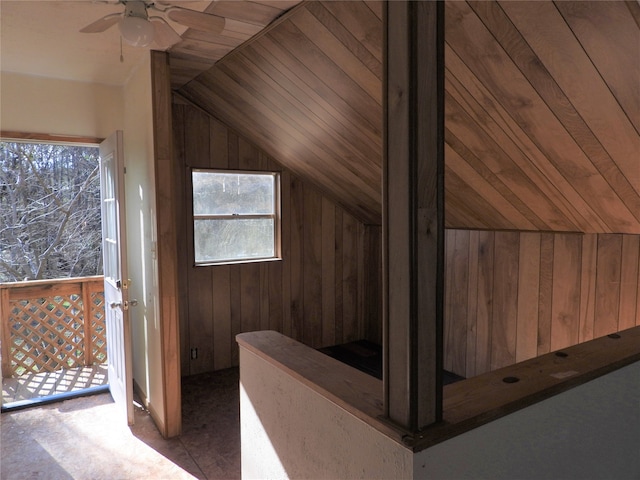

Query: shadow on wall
[239,346,413,479]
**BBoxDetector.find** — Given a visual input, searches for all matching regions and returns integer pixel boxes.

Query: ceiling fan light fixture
[119,15,155,47]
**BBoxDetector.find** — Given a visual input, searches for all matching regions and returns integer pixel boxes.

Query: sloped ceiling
[170,0,302,88]
[175,1,640,233]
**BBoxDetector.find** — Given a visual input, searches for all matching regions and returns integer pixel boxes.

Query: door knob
[109,300,138,310]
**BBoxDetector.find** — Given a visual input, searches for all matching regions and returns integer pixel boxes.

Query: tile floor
[1,367,240,480]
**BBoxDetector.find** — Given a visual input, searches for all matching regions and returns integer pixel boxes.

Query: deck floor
[2,364,108,405]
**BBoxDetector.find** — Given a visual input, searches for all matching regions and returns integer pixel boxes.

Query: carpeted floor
[2,343,462,479]
[1,368,240,480]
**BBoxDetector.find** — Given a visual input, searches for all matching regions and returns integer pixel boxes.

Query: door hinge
[191,348,198,360]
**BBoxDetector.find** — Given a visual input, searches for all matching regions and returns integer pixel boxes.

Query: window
[192,169,281,265]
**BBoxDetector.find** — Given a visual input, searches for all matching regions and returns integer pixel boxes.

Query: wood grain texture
[167,2,640,384]
[175,103,379,374]
[537,234,554,357]
[289,176,303,343]
[448,1,639,233]
[465,231,480,377]
[363,225,382,344]
[594,235,623,337]
[490,232,519,370]
[444,230,640,378]
[341,213,360,343]
[550,234,581,351]
[501,0,640,196]
[151,51,182,438]
[303,187,323,347]
[515,233,540,363]
[168,1,301,89]
[229,265,242,366]
[179,0,383,225]
[321,197,336,347]
[384,0,445,429]
[183,107,214,375]
[439,325,640,450]
[619,235,640,331]
[172,105,192,377]
[0,288,11,378]
[444,231,469,375]
[475,231,494,376]
[175,1,640,234]
[579,234,598,343]
[212,265,232,370]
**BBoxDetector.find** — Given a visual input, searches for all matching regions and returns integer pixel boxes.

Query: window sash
[194,213,276,221]
[192,169,281,266]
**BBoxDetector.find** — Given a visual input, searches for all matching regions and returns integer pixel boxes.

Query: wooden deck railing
[0,276,106,378]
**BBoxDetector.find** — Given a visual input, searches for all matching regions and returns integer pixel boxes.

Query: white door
[100,131,134,425]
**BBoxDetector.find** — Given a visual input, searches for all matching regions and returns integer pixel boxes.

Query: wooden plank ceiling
[169,0,302,88]
[173,1,640,233]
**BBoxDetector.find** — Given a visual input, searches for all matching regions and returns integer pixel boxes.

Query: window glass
[193,172,275,215]
[192,170,280,265]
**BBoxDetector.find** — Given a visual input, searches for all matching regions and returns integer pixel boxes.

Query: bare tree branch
[0,141,103,282]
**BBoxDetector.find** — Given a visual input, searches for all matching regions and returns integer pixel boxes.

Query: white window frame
[192,168,281,266]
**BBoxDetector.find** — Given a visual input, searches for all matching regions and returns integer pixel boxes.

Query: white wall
[414,361,640,480]
[1,67,166,430]
[121,54,165,429]
[0,72,123,137]
[240,335,639,480]
[239,347,413,480]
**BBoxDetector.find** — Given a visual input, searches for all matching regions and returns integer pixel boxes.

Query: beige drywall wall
[239,347,413,480]
[414,361,640,479]
[239,334,639,479]
[0,72,123,137]
[121,54,164,428]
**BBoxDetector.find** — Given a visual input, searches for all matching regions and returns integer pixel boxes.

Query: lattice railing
[0,276,106,377]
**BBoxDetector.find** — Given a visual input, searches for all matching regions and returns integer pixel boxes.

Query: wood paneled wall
[178,1,640,235]
[444,230,640,378]
[179,0,384,225]
[173,103,381,376]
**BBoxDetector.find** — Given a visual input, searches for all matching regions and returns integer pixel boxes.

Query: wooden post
[81,279,94,365]
[1,286,12,378]
[383,0,445,432]
[151,50,182,439]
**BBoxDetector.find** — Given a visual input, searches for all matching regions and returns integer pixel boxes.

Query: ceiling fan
[80,1,225,49]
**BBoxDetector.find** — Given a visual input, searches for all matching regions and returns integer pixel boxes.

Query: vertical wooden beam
[1,287,12,378]
[383,0,445,431]
[81,279,94,365]
[151,50,182,438]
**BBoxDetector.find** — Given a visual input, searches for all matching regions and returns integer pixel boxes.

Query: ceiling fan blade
[165,7,225,34]
[80,12,122,33]
[150,17,183,49]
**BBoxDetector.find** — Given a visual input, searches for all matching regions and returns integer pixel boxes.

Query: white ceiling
[0,0,211,86]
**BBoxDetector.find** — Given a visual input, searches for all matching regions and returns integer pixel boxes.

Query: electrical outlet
[191,348,198,360]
